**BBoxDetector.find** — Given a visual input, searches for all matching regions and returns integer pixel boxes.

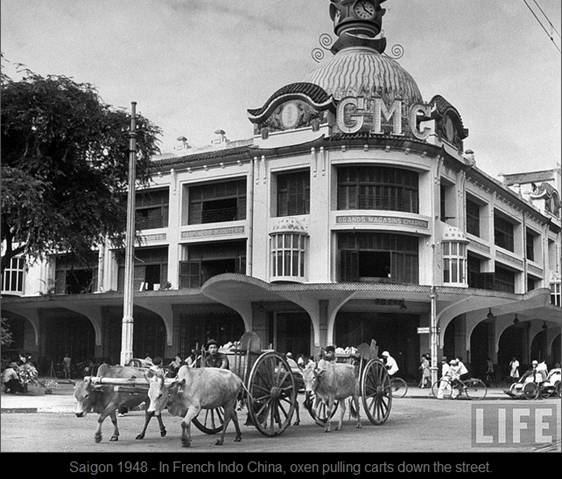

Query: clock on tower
[329,0,388,54]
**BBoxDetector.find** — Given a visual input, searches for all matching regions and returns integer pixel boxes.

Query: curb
[1,408,38,413]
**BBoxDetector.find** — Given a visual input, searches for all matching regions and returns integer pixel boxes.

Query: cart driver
[203,339,229,369]
[381,351,399,376]
[317,345,336,370]
[520,360,546,384]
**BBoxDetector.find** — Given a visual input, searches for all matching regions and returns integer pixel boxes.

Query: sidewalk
[405,385,508,399]
[1,381,511,414]
[1,379,77,414]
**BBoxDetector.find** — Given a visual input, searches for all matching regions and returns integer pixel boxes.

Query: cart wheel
[539,386,553,399]
[389,377,408,398]
[463,378,487,400]
[304,392,339,426]
[361,359,392,425]
[192,407,225,435]
[523,382,539,400]
[431,378,453,399]
[247,351,297,436]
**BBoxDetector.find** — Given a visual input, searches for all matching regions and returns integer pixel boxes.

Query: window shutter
[341,250,359,281]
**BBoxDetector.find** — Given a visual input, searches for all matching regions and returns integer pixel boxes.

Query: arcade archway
[335,311,419,379]
[530,330,547,363]
[102,306,166,364]
[39,308,96,370]
[551,334,561,365]
[1,313,36,360]
[175,306,246,355]
[470,321,491,378]
[498,324,526,376]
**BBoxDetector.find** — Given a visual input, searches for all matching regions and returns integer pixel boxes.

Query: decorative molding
[140,233,167,242]
[496,250,523,268]
[468,239,491,254]
[181,226,245,239]
[335,215,429,229]
[311,147,318,177]
[527,263,543,277]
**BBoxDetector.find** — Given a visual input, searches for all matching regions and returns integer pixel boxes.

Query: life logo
[471,403,560,448]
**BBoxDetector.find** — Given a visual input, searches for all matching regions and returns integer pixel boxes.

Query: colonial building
[2,0,561,379]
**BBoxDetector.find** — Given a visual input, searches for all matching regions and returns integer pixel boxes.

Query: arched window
[270,233,307,281]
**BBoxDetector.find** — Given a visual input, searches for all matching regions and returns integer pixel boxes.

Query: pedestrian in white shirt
[456,356,469,381]
[381,351,399,376]
[509,357,520,383]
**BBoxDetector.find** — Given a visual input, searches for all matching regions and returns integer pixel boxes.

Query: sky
[2,0,561,179]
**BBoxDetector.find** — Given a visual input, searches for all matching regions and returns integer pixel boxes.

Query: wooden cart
[304,341,392,426]
[188,331,299,437]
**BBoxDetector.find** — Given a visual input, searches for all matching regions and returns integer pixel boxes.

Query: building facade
[2,1,561,379]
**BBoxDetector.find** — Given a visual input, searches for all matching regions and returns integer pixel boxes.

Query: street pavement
[1,380,560,453]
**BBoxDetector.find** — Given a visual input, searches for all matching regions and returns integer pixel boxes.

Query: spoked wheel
[540,386,554,399]
[247,351,297,436]
[304,392,339,426]
[463,378,487,400]
[361,359,392,425]
[192,407,225,434]
[523,382,539,400]
[431,379,453,399]
[389,377,408,398]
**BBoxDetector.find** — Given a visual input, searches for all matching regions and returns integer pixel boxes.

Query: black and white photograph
[1,0,561,475]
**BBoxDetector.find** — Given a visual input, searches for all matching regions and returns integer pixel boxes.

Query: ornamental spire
[329,0,388,54]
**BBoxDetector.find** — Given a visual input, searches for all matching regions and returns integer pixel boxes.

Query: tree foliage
[0,317,14,347]
[1,64,162,271]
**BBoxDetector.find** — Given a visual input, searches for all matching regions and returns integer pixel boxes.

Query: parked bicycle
[483,370,495,387]
[431,376,487,400]
[389,376,408,398]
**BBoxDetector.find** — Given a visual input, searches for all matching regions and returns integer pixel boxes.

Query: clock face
[280,102,300,129]
[354,0,376,20]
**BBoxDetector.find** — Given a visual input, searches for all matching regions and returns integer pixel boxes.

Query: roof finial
[329,0,388,54]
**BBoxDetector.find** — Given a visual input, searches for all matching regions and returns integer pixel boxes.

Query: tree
[1,64,162,273]
[0,317,14,347]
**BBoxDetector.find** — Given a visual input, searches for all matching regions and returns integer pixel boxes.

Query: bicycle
[389,376,408,398]
[483,371,495,387]
[431,376,487,400]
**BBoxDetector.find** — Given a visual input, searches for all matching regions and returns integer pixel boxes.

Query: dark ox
[74,363,167,443]
[302,361,361,432]
[147,365,243,447]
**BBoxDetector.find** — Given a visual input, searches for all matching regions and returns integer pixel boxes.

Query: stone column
[251,302,268,348]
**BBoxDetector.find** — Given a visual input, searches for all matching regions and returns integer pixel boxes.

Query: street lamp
[120,102,137,366]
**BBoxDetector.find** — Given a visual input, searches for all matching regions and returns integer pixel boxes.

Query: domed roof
[304,47,423,107]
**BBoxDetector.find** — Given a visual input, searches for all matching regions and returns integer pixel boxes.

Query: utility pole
[120,102,137,366]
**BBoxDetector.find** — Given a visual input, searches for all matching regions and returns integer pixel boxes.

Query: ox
[302,361,361,432]
[74,363,167,443]
[147,365,243,447]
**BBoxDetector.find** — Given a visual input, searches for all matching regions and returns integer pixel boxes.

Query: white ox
[146,365,243,447]
[302,361,361,432]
